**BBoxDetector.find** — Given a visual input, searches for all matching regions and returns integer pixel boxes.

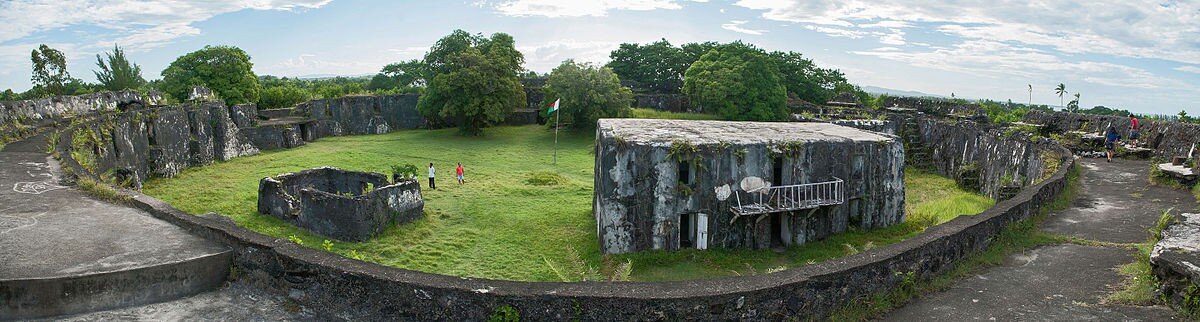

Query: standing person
[456,162,465,185]
[1129,114,1141,147]
[427,163,436,190]
[1104,125,1119,163]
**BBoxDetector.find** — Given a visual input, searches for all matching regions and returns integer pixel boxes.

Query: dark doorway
[679,213,694,248]
[770,214,784,248]
[678,160,691,184]
[772,157,784,186]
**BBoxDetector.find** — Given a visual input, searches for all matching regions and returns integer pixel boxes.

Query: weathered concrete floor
[41,282,319,322]
[0,136,228,280]
[885,158,1197,321]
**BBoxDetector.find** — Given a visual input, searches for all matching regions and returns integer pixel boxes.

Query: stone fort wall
[55,112,1074,320]
[1024,110,1200,159]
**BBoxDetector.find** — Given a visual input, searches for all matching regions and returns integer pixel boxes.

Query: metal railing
[730,177,845,218]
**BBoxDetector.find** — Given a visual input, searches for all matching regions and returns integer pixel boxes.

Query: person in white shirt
[427,163,436,190]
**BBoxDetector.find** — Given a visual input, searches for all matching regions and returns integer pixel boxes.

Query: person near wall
[1105,125,1120,163]
[456,162,465,185]
[428,163,437,190]
[1129,114,1141,147]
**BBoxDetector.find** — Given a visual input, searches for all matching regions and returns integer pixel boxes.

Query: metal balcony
[730,177,845,222]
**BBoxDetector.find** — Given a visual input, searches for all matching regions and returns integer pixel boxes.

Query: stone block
[257,167,424,241]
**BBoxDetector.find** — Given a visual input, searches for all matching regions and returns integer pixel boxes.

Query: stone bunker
[594,119,905,254]
[257,167,424,241]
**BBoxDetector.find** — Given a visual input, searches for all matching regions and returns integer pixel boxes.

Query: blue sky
[1,0,1197,115]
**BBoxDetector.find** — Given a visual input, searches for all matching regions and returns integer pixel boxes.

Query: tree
[93,45,146,91]
[683,42,788,121]
[417,31,526,135]
[606,39,686,93]
[160,45,260,104]
[1066,92,1081,113]
[369,59,427,90]
[31,44,71,96]
[542,60,633,130]
[1054,83,1067,110]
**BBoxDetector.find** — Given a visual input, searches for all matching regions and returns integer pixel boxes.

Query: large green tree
[160,45,260,104]
[94,44,146,91]
[683,42,788,121]
[606,39,687,93]
[542,60,633,130]
[417,30,526,135]
[31,44,71,96]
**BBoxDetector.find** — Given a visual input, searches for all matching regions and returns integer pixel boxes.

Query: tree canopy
[368,59,426,91]
[31,44,72,97]
[542,60,633,130]
[683,42,788,121]
[417,30,526,135]
[94,45,146,91]
[160,45,260,105]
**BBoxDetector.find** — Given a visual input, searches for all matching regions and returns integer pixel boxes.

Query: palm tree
[1055,83,1067,110]
[1067,92,1081,113]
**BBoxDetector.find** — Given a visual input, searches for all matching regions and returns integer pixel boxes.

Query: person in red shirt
[1129,114,1141,147]
[456,163,465,184]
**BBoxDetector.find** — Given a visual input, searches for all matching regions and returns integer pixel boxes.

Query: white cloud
[0,0,332,47]
[491,0,685,17]
[853,40,1186,90]
[804,25,865,39]
[877,28,905,45]
[734,0,1200,65]
[721,20,766,35]
[1176,65,1200,74]
[517,40,625,72]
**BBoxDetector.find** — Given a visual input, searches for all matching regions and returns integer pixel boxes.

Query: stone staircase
[901,117,933,170]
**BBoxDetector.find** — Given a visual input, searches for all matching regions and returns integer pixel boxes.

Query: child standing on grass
[428,163,436,190]
[456,163,465,184]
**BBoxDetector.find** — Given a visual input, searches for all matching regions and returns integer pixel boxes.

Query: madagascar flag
[548,98,560,114]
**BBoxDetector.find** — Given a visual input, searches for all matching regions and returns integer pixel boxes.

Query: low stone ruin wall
[258,167,424,241]
[0,90,162,125]
[830,119,898,136]
[1151,212,1200,314]
[634,93,690,112]
[880,96,983,118]
[913,116,1059,199]
[1025,110,1200,159]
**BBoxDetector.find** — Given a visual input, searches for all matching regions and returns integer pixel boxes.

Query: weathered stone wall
[912,115,1058,199]
[258,167,424,241]
[0,90,162,125]
[881,96,983,118]
[57,137,1074,320]
[1151,212,1200,314]
[594,120,905,254]
[296,94,421,136]
[831,119,898,136]
[1025,110,1200,159]
[65,102,258,188]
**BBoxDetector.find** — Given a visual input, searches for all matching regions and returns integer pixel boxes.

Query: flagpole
[553,103,560,165]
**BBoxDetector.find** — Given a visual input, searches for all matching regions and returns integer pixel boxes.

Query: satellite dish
[740,176,770,193]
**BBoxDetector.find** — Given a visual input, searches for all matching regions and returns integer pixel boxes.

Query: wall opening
[678,160,691,185]
[679,213,695,248]
[770,213,784,248]
[772,157,784,186]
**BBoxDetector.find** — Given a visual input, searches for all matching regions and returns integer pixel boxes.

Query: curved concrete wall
[55,107,1077,319]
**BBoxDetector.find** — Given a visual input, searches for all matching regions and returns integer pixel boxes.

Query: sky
[0,0,1197,115]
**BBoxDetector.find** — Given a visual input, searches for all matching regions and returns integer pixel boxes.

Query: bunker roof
[597,118,894,145]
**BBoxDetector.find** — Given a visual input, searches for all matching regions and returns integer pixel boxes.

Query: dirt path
[884,158,1196,321]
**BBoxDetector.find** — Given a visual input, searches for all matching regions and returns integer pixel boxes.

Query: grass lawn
[144,124,993,282]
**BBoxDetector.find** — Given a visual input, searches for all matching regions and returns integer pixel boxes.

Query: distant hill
[291,73,372,80]
[861,85,948,99]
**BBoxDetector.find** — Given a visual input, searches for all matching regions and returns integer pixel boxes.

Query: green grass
[1107,210,1175,306]
[629,108,722,120]
[143,125,992,282]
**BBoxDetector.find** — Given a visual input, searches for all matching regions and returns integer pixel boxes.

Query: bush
[258,86,312,110]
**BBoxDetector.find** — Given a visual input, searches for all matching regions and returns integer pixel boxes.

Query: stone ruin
[258,167,424,241]
[593,119,905,254]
